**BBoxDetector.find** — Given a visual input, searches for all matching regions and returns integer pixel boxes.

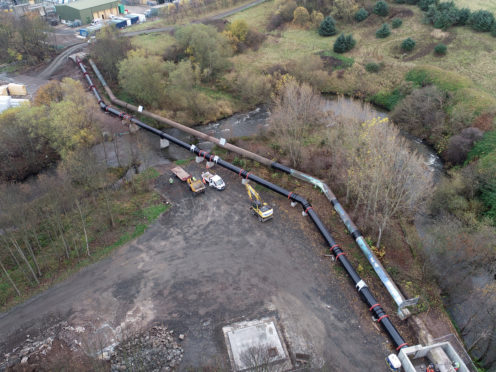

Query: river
[161,97,444,179]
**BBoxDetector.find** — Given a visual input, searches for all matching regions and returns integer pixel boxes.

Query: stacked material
[7,83,27,96]
[0,96,29,113]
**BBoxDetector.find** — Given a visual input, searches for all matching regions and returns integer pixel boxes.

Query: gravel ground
[0,162,394,370]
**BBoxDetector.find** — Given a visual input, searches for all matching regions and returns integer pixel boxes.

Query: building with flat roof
[55,0,119,24]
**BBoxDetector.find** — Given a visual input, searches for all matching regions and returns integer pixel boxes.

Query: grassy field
[130,32,176,53]
[453,0,496,12]
[228,1,496,101]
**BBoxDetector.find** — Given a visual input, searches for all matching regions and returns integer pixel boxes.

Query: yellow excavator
[245,183,273,222]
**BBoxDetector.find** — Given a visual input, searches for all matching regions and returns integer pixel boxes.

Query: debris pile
[110,325,184,372]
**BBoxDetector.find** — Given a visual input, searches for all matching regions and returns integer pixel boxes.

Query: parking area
[0,161,393,370]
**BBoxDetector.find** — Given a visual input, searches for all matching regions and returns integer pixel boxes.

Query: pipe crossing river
[76,58,408,352]
[87,58,416,319]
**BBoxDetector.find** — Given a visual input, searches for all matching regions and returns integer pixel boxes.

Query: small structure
[223,318,290,371]
[55,0,119,24]
[0,83,29,113]
[398,342,471,372]
[0,96,30,113]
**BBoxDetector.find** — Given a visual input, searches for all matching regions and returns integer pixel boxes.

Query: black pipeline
[76,58,408,352]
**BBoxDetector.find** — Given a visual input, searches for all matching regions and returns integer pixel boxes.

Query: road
[38,42,87,79]
[0,163,391,370]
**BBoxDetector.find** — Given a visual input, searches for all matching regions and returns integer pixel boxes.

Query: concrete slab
[223,318,290,371]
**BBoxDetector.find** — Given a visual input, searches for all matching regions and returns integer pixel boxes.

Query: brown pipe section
[89,59,272,166]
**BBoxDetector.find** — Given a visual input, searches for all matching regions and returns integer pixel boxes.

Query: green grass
[468,130,496,161]
[321,50,354,68]
[453,0,496,12]
[196,85,238,103]
[370,89,404,110]
[174,157,194,165]
[406,65,474,91]
[130,32,176,54]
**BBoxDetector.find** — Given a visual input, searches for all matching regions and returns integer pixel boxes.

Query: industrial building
[55,0,120,24]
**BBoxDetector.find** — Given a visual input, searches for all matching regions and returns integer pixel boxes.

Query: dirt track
[0,162,393,370]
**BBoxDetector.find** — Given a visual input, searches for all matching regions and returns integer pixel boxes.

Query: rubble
[110,325,183,372]
[1,322,183,371]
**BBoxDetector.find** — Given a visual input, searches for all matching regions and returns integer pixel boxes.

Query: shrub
[418,0,435,11]
[469,10,495,32]
[444,127,483,165]
[365,62,380,73]
[293,6,310,26]
[226,20,249,42]
[331,0,361,22]
[355,8,369,22]
[276,0,298,22]
[333,33,356,53]
[391,86,447,141]
[376,23,391,38]
[371,89,404,110]
[227,70,272,105]
[406,0,419,4]
[434,43,447,55]
[319,16,337,36]
[311,10,324,28]
[401,37,416,52]
[286,55,331,90]
[373,1,389,16]
[392,18,403,28]
[267,13,284,31]
[456,8,471,25]
[425,2,460,30]
[492,24,496,37]
[395,0,406,3]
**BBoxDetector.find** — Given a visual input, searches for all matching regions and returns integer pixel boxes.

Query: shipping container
[128,13,145,22]
[114,16,131,26]
[123,14,138,24]
[79,23,103,37]
[110,18,126,28]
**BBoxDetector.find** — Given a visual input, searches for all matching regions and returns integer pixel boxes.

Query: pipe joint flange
[356,280,367,292]
[190,144,197,153]
[213,155,219,163]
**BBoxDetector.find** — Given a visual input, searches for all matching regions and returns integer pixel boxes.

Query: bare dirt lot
[0,162,395,370]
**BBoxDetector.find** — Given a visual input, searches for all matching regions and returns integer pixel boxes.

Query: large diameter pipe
[87,58,413,319]
[271,163,412,319]
[88,59,272,166]
[76,58,408,352]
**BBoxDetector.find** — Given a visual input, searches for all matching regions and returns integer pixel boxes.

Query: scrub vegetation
[0,80,167,309]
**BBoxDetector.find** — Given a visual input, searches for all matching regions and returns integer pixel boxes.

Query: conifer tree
[319,16,337,36]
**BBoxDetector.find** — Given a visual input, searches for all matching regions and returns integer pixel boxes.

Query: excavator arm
[245,183,262,204]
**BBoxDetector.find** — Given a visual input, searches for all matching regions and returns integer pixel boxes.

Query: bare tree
[0,258,21,297]
[327,113,432,248]
[269,80,327,167]
[239,344,285,372]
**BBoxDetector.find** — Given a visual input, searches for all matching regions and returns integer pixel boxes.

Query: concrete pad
[223,318,290,371]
